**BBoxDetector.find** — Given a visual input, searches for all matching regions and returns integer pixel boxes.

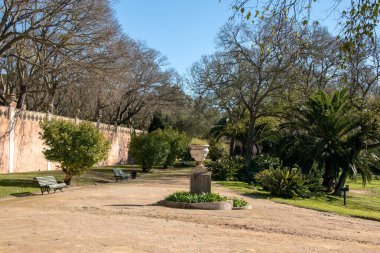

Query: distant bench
[112,168,131,182]
[35,176,66,195]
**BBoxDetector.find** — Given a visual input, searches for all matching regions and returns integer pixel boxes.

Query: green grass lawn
[0,165,192,199]
[0,165,142,198]
[216,178,380,221]
[141,166,193,179]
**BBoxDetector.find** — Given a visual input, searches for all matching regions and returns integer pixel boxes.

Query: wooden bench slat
[112,168,129,182]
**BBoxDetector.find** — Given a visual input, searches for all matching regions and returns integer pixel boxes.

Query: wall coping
[0,105,140,133]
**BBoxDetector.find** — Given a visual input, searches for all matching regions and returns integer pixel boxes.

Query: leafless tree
[190,18,309,165]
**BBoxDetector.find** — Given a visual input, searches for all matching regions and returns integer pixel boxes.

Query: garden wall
[0,105,136,174]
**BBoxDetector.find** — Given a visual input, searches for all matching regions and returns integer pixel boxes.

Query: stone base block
[190,172,211,194]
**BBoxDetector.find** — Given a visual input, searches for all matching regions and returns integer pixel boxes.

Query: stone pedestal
[190,172,211,194]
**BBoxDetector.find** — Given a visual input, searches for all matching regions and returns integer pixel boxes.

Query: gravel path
[0,174,379,253]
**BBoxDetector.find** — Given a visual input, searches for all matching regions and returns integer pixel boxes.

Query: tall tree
[190,18,307,166]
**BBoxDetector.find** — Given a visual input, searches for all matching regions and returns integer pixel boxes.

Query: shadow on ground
[10,192,35,197]
[0,179,38,188]
[242,192,272,200]
[94,179,113,184]
[105,203,159,207]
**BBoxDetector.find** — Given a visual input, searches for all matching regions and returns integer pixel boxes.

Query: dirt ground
[0,174,379,253]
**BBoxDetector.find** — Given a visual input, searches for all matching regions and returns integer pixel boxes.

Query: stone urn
[189,144,211,194]
[189,144,209,173]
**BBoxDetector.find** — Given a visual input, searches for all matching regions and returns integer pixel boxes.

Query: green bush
[148,111,171,132]
[254,154,281,170]
[40,119,110,185]
[181,146,192,162]
[155,128,190,168]
[254,169,273,191]
[207,155,284,183]
[190,138,208,145]
[231,197,249,207]
[255,167,312,198]
[129,128,189,171]
[165,191,227,203]
[207,157,246,181]
[248,155,282,183]
[207,141,228,161]
[129,132,170,172]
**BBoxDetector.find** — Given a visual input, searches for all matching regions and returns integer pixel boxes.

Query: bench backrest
[113,168,124,176]
[35,176,58,186]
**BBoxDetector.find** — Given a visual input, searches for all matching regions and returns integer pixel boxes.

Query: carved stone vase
[189,144,209,173]
[189,144,211,194]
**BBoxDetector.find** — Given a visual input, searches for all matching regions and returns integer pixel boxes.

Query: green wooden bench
[35,176,66,195]
[112,168,130,182]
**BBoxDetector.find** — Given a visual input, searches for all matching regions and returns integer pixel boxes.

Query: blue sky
[111,1,345,76]
[112,0,232,75]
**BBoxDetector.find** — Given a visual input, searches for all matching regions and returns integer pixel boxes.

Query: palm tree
[209,117,244,156]
[281,89,380,195]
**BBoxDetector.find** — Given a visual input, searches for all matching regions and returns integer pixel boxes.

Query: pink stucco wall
[0,107,10,173]
[0,106,133,174]
[13,111,48,172]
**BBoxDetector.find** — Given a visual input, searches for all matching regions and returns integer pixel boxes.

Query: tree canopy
[228,0,380,61]
[40,119,110,184]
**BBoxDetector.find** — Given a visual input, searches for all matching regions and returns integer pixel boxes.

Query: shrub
[181,146,192,162]
[305,166,325,193]
[129,129,189,171]
[235,157,253,182]
[148,111,171,132]
[255,167,312,198]
[207,157,246,181]
[254,169,273,191]
[207,141,228,161]
[40,119,110,185]
[254,154,281,170]
[165,191,227,203]
[190,138,208,145]
[129,132,170,172]
[155,128,190,168]
[231,197,249,207]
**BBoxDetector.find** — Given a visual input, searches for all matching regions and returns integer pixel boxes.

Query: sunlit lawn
[216,177,380,221]
[0,165,140,198]
[0,165,192,199]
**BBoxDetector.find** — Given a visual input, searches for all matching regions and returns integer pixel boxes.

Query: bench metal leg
[40,187,49,195]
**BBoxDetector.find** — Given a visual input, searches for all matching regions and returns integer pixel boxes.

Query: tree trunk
[322,157,334,192]
[93,97,106,121]
[43,82,57,113]
[333,170,347,196]
[16,85,27,109]
[229,137,235,156]
[245,111,255,169]
[64,174,73,185]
